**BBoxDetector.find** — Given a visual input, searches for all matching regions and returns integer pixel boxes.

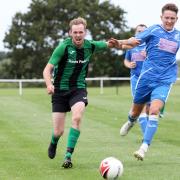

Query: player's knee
[72,114,82,127]
[149,106,159,115]
[54,129,64,136]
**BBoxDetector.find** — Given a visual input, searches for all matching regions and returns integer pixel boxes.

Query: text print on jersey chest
[131,51,146,61]
[68,59,88,64]
[67,47,90,64]
[158,38,178,54]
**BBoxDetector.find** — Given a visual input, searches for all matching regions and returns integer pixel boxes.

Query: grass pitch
[0,86,180,180]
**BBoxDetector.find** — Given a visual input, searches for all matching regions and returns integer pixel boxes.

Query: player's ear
[176,16,178,22]
[160,15,162,21]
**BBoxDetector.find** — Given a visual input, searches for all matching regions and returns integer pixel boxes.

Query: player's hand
[127,37,140,46]
[108,38,122,49]
[129,62,136,68]
[47,84,54,95]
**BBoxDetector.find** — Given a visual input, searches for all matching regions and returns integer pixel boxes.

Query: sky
[0,0,180,57]
[0,0,32,51]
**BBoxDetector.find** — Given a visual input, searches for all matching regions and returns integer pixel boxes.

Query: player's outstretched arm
[109,37,140,49]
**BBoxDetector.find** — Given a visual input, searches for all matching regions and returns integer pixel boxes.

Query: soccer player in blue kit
[110,3,180,160]
[123,24,148,135]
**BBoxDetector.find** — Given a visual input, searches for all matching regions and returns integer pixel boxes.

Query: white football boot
[134,143,148,161]
[120,121,135,136]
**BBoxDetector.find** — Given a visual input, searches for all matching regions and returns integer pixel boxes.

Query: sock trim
[139,113,148,118]
[149,115,158,121]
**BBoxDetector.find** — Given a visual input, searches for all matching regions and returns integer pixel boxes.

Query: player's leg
[120,103,144,136]
[62,102,85,168]
[134,99,163,160]
[130,76,147,133]
[120,77,150,136]
[134,83,172,160]
[131,76,148,135]
[48,91,69,159]
[143,101,163,148]
[62,89,87,168]
[138,104,149,135]
[48,112,66,159]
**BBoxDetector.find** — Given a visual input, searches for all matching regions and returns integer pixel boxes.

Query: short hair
[69,17,87,30]
[162,3,178,14]
[135,24,147,30]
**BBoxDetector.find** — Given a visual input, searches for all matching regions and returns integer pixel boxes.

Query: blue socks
[138,113,148,134]
[143,115,158,145]
[128,113,158,146]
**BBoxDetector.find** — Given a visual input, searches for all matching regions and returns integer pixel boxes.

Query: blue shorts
[133,78,173,104]
[130,75,139,98]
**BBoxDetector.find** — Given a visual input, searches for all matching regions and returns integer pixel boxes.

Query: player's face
[69,24,86,48]
[161,10,178,31]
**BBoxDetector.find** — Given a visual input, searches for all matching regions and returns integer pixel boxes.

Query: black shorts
[52,88,88,112]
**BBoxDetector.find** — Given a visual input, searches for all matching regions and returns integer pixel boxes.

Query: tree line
[1,0,135,79]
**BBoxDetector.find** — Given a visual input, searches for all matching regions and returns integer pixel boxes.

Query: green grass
[0,86,180,180]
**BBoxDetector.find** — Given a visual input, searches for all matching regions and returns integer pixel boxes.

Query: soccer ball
[99,157,124,179]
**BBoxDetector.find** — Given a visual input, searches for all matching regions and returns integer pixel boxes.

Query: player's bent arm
[124,59,131,68]
[43,63,54,94]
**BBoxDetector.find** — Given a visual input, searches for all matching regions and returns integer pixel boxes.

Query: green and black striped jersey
[49,38,108,90]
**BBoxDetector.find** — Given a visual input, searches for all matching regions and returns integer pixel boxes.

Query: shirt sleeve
[90,40,108,52]
[125,50,131,61]
[136,25,155,44]
[48,43,66,65]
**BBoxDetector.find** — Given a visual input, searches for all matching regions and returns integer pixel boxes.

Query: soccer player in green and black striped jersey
[43,17,138,168]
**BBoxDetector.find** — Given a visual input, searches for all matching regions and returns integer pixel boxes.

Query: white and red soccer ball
[99,157,124,179]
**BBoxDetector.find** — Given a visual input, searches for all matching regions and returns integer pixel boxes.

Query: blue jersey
[136,24,180,83]
[125,43,146,77]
